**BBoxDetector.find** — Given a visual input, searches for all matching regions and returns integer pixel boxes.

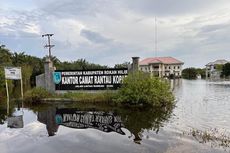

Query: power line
[42,34,55,58]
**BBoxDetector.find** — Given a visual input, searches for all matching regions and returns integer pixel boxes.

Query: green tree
[221,63,230,77]
[0,47,13,66]
[196,68,206,78]
[114,62,130,69]
[182,68,198,79]
[116,71,174,106]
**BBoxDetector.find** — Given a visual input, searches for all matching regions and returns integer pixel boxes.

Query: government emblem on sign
[53,72,61,84]
[55,114,63,124]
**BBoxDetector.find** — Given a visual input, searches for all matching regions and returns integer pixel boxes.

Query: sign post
[4,67,23,101]
[5,79,9,115]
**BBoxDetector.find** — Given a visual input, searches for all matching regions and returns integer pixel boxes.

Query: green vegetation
[221,63,230,78]
[0,46,108,97]
[0,47,44,93]
[24,72,174,107]
[182,67,205,79]
[24,87,54,103]
[186,128,230,148]
[61,91,115,103]
[115,71,174,107]
[114,62,130,69]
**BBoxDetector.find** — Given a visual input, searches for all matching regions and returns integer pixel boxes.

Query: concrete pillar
[44,57,55,92]
[132,57,140,72]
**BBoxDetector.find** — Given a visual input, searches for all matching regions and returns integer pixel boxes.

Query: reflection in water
[119,106,174,144]
[56,108,125,135]
[36,105,173,144]
[7,115,24,128]
[37,107,59,136]
[169,79,182,91]
[0,99,24,128]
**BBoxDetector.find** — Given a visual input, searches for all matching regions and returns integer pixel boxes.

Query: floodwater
[0,79,230,153]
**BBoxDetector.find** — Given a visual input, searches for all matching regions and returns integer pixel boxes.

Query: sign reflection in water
[37,105,174,144]
[37,108,125,136]
[7,115,24,128]
[56,108,125,135]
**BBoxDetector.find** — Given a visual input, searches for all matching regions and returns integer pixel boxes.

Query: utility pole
[42,34,55,58]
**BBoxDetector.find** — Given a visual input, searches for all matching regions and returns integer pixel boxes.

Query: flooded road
[0,79,230,153]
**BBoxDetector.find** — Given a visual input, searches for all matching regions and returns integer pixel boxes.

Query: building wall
[206,65,222,79]
[139,64,182,78]
[36,73,45,88]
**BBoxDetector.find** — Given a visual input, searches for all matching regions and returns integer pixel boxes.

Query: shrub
[24,87,53,103]
[182,68,197,79]
[115,71,174,107]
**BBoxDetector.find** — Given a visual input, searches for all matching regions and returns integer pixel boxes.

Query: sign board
[55,108,125,135]
[54,68,128,90]
[4,67,22,80]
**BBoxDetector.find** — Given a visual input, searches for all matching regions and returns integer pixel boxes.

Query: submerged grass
[185,128,230,149]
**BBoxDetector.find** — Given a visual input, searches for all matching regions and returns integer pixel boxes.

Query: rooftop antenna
[42,34,55,58]
[155,17,158,57]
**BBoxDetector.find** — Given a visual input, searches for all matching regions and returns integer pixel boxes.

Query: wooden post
[5,79,9,115]
[20,67,24,99]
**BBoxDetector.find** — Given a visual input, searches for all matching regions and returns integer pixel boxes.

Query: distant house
[205,59,229,79]
[139,57,184,78]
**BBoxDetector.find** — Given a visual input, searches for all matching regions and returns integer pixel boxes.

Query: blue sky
[0,0,230,68]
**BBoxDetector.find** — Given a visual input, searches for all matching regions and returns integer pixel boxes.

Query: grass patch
[24,87,54,103]
[61,91,116,103]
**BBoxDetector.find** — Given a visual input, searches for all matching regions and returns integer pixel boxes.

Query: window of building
[169,66,171,69]
[174,66,176,69]
[178,66,180,69]
[165,66,167,69]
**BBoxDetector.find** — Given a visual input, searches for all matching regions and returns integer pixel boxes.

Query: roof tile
[139,57,183,65]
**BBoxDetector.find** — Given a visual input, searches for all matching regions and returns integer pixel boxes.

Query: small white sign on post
[4,67,22,80]
[4,67,23,110]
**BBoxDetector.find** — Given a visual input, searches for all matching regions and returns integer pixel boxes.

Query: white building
[139,57,184,78]
[205,59,229,79]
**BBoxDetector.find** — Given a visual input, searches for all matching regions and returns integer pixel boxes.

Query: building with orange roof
[139,57,184,78]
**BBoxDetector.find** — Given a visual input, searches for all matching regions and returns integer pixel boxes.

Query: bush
[182,68,197,79]
[115,71,174,107]
[24,87,53,103]
[221,63,230,77]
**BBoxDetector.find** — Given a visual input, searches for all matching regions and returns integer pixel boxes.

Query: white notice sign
[4,67,22,80]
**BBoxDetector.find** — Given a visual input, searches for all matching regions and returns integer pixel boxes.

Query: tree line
[182,68,206,79]
[182,63,230,80]
[0,46,110,98]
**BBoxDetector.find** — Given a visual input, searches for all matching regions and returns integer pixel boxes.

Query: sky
[0,0,230,68]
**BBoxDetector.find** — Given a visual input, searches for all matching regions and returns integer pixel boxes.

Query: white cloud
[0,0,230,67]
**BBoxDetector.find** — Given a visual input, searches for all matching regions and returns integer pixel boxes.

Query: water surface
[0,79,230,153]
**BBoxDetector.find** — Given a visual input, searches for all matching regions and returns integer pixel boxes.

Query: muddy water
[0,79,229,153]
